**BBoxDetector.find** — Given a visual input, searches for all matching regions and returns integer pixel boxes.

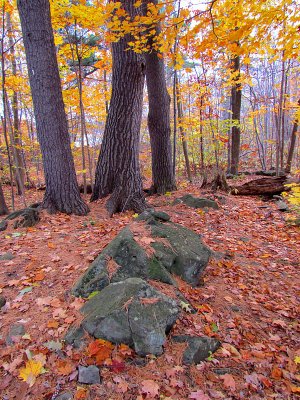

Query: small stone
[275,200,289,212]
[55,392,73,400]
[78,365,101,385]
[173,335,221,365]
[230,305,241,312]
[0,296,6,308]
[6,323,26,345]
[173,194,219,210]
[0,252,14,260]
[0,220,8,231]
[214,368,236,375]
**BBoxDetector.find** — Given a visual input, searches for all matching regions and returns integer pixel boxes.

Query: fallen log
[231,176,288,196]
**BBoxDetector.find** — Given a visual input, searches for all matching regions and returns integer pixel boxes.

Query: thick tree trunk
[231,176,287,196]
[0,182,9,215]
[17,0,89,215]
[92,0,146,215]
[143,0,176,194]
[229,55,242,175]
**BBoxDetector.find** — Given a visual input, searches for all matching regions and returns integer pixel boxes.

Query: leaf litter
[0,183,299,399]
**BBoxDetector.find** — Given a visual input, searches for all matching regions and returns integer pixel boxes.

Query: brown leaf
[141,379,160,397]
[220,374,236,391]
[140,297,160,305]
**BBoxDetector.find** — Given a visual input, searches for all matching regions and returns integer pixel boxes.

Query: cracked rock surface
[70,278,179,356]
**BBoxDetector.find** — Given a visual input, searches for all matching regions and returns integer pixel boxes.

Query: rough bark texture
[229,55,242,175]
[143,0,176,194]
[231,176,287,196]
[92,0,146,215]
[0,182,9,215]
[17,0,89,215]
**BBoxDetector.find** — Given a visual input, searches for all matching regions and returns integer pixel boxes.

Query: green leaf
[88,291,100,299]
[19,287,33,296]
[43,340,63,351]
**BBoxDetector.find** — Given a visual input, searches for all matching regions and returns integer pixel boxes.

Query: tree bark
[17,0,89,215]
[92,0,146,215]
[0,182,8,215]
[285,99,299,174]
[231,176,287,196]
[143,0,176,194]
[6,12,25,196]
[175,71,192,182]
[229,55,242,175]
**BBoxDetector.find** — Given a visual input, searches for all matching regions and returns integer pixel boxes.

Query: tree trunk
[92,0,146,215]
[17,0,89,215]
[7,12,25,196]
[0,182,9,215]
[175,72,192,182]
[285,99,299,174]
[231,176,287,196]
[229,55,242,175]
[143,0,176,194]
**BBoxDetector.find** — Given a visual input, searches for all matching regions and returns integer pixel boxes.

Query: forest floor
[0,180,299,400]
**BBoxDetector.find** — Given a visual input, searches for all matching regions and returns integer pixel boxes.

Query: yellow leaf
[19,360,44,387]
[294,356,300,365]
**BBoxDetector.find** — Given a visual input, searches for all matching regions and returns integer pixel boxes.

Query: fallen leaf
[113,376,129,393]
[140,297,160,305]
[141,379,160,397]
[220,374,236,391]
[44,340,62,351]
[19,360,45,387]
[56,360,75,376]
[189,390,210,400]
[47,319,59,328]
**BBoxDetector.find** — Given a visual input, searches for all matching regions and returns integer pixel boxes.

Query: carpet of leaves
[0,181,299,400]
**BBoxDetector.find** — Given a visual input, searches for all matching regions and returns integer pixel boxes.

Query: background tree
[17,0,89,215]
[0,181,8,215]
[92,0,146,214]
[142,0,176,194]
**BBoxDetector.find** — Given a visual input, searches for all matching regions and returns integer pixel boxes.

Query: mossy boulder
[173,194,219,210]
[73,210,211,298]
[70,278,179,356]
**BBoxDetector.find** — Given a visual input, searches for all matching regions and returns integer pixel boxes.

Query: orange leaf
[271,367,282,379]
[47,320,59,329]
[88,339,114,364]
[56,360,75,376]
[34,271,45,281]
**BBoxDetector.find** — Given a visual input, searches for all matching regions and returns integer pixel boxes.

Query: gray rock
[137,209,171,223]
[276,200,289,212]
[0,252,14,261]
[73,213,211,297]
[64,325,85,348]
[150,221,211,286]
[173,194,219,210]
[172,335,221,364]
[78,365,101,385]
[55,392,73,400]
[6,323,25,345]
[0,295,6,308]
[78,278,179,356]
[0,220,8,231]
